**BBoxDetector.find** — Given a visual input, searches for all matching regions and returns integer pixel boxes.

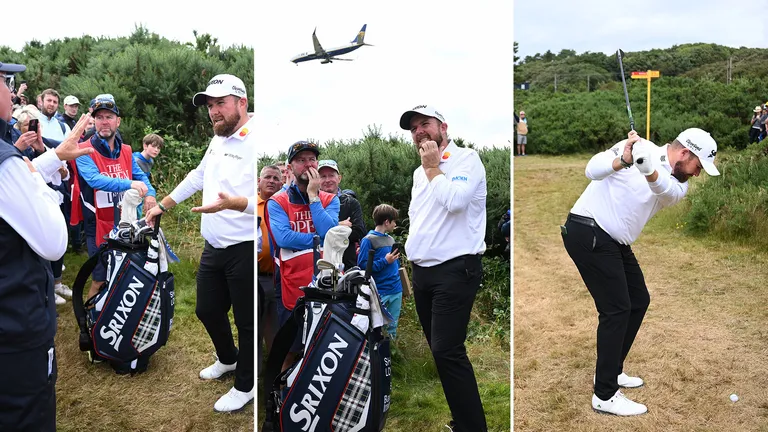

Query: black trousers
[412,255,487,432]
[0,342,56,431]
[562,215,650,400]
[196,241,254,392]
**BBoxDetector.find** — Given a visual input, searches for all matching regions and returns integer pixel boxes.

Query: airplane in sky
[291,24,372,65]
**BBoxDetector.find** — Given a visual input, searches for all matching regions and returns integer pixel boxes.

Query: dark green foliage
[515,43,768,153]
[3,26,253,177]
[684,143,768,247]
[258,127,511,254]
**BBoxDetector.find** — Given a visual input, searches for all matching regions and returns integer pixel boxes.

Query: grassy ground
[257,269,511,432]
[54,197,254,432]
[513,154,768,431]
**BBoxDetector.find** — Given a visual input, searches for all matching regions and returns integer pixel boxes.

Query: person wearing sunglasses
[0,61,94,431]
[71,95,156,301]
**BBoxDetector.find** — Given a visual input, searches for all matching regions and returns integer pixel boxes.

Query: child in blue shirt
[357,204,403,340]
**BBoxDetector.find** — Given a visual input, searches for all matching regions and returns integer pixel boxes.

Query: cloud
[254,0,514,157]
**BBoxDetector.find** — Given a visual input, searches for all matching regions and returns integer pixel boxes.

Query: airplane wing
[312,29,326,55]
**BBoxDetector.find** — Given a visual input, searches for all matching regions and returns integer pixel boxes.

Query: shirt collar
[91,133,123,158]
[227,116,255,142]
[658,143,672,171]
[0,118,10,143]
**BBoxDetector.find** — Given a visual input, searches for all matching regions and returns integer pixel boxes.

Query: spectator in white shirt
[38,89,70,142]
[400,105,488,432]
[562,129,719,416]
[144,74,255,413]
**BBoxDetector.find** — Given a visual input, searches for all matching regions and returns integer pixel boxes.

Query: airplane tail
[351,24,368,45]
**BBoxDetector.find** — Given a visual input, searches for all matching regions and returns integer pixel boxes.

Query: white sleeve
[648,172,688,207]
[168,146,209,204]
[31,148,64,184]
[585,142,623,180]
[0,157,67,261]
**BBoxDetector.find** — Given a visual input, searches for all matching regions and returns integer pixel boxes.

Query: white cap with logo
[63,95,80,106]
[676,128,719,176]
[192,74,247,107]
[399,105,446,130]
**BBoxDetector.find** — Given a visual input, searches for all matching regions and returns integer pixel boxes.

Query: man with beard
[72,95,156,300]
[256,165,282,372]
[38,89,70,142]
[0,61,94,431]
[561,128,719,416]
[265,141,339,369]
[144,74,255,412]
[399,105,488,432]
[318,159,365,270]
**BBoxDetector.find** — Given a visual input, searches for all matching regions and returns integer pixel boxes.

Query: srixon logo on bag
[289,333,349,432]
[99,275,144,350]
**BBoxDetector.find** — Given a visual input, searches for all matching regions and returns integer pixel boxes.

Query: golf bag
[72,193,175,375]
[262,230,392,432]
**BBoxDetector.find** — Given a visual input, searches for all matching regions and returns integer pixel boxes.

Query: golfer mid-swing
[562,128,719,416]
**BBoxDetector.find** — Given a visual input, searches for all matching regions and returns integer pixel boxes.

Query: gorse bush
[1,26,253,175]
[684,143,768,248]
[515,43,768,154]
[258,127,511,255]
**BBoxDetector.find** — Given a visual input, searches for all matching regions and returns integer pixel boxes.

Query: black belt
[567,213,597,228]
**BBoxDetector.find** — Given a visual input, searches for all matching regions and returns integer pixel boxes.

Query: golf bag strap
[262,298,306,432]
[71,242,110,337]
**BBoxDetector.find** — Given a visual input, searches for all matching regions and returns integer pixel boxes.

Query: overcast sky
[515,1,767,61]
[253,0,514,158]
[3,1,254,52]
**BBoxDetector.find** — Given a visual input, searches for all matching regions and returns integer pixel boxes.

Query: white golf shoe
[213,386,253,412]
[54,293,66,305]
[55,284,73,299]
[594,372,644,388]
[592,390,648,416]
[199,359,237,380]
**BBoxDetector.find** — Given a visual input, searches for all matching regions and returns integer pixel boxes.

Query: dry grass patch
[514,155,768,431]
[54,209,253,432]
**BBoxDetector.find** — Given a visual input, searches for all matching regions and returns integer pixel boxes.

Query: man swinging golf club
[561,127,719,416]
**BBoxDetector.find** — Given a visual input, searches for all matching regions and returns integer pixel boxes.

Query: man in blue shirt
[73,95,156,299]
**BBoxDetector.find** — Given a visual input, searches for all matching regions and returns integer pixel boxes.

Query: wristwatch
[619,155,633,169]
[309,196,321,204]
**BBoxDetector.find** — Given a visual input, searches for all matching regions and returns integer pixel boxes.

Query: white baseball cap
[676,128,720,176]
[63,95,80,106]
[192,74,247,107]
[399,105,446,130]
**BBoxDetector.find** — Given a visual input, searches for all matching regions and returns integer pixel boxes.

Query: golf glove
[632,147,654,176]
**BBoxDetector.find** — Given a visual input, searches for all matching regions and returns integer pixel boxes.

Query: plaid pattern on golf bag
[133,284,163,352]
[332,343,372,431]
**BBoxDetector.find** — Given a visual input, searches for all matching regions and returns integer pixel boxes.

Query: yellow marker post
[631,70,660,138]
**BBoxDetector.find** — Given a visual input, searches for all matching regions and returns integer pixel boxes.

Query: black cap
[287,141,320,163]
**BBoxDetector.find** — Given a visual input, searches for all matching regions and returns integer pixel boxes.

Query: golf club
[617,49,644,164]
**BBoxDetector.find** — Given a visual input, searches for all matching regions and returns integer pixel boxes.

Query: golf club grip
[364,249,375,280]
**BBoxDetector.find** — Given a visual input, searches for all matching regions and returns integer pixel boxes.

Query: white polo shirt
[570,139,688,245]
[405,140,487,267]
[169,116,255,249]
